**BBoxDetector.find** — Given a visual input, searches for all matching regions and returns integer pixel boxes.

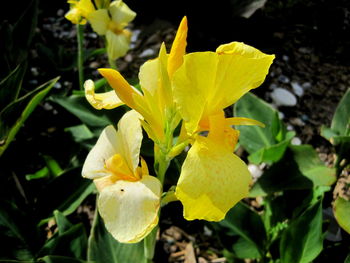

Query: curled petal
[84,79,124,110]
[225,117,265,127]
[98,175,162,243]
[175,136,252,221]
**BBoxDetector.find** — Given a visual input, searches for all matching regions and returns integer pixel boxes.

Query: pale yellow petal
[172,52,218,135]
[84,79,124,110]
[108,0,136,29]
[175,136,252,221]
[65,8,85,24]
[82,125,119,179]
[98,175,162,243]
[115,110,143,174]
[168,16,188,78]
[106,30,131,60]
[87,9,109,35]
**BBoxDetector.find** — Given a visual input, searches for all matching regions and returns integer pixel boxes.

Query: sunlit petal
[84,79,124,109]
[168,16,188,78]
[175,136,252,221]
[98,175,162,243]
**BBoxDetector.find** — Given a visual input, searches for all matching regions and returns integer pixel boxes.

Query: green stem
[144,226,158,262]
[77,24,84,90]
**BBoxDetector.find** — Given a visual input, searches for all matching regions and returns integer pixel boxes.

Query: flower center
[105,154,140,181]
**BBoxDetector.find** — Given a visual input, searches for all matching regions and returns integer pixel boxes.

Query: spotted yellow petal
[168,16,188,78]
[84,79,124,109]
[109,0,136,29]
[98,175,162,243]
[175,135,252,221]
[82,125,119,179]
[106,30,131,60]
[87,9,109,35]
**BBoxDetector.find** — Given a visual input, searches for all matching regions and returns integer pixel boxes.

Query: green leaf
[50,94,125,128]
[234,92,290,164]
[38,223,87,259]
[333,197,350,234]
[87,207,146,263]
[250,146,336,197]
[0,77,59,157]
[331,89,350,136]
[248,131,294,164]
[0,63,27,110]
[280,199,323,263]
[25,167,50,181]
[54,210,73,235]
[65,125,95,143]
[345,253,350,263]
[290,144,336,186]
[36,167,95,224]
[216,202,266,258]
[231,237,261,259]
[37,255,89,263]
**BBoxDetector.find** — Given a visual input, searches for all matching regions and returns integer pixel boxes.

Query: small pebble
[248,164,263,180]
[291,81,304,97]
[302,82,312,89]
[31,67,39,76]
[269,83,278,90]
[139,48,156,58]
[278,74,290,84]
[53,82,62,89]
[270,88,297,107]
[282,55,289,62]
[291,137,302,145]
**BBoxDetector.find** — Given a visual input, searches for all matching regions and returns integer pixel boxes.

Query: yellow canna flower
[82,110,162,243]
[87,0,136,60]
[172,42,275,221]
[65,0,95,25]
[85,17,188,145]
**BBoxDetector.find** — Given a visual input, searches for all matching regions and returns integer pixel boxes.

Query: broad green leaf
[333,197,350,234]
[37,255,89,263]
[87,207,146,263]
[234,92,290,164]
[250,146,336,197]
[231,237,261,259]
[36,167,95,224]
[290,144,336,186]
[0,77,59,157]
[216,202,266,258]
[331,89,350,136]
[280,199,323,263]
[234,92,281,153]
[248,131,294,164]
[50,94,125,128]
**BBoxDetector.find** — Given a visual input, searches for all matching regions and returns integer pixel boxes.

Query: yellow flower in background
[87,0,136,60]
[172,42,275,221]
[65,0,95,25]
[82,110,162,243]
[84,17,188,145]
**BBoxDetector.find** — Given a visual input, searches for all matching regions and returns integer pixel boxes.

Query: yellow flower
[65,0,95,25]
[172,42,275,221]
[87,0,136,60]
[84,17,188,145]
[82,110,162,243]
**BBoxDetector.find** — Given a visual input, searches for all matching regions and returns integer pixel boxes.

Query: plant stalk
[77,24,84,90]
